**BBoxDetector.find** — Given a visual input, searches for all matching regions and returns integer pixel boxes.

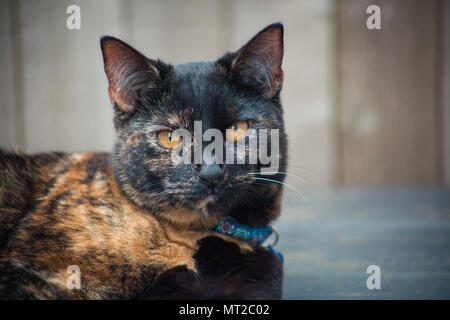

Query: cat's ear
[218,23,284,99]
[100,36,162,113]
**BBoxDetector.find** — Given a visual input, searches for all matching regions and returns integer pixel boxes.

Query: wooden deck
[274,187,450,299]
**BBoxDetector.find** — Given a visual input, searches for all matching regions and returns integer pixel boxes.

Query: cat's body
[0,23,286,299]
[0,151,280,299]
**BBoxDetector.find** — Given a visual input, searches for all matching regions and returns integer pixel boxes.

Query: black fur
[138,237,282,299]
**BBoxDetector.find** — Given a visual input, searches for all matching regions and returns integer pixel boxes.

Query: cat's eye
[157,130,183,149]
[226,121,249,142]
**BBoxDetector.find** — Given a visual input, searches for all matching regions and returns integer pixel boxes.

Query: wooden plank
[443,0,450,185]
[336,0,443,185]
[14,0,121,153]
[277,188,450,299]
[0,0,19,150]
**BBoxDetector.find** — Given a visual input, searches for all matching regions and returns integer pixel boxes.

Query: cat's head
[101,23,287,228]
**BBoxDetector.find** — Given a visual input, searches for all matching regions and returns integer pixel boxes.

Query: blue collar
[215,219,283,263]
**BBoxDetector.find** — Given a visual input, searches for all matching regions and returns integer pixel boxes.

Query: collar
[215,219,283,263]
[216,219,284,263]
[215,219,277,246]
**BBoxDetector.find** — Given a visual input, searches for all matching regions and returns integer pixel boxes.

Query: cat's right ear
[100,36,163,113]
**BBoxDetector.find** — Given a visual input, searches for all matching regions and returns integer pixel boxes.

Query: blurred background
[0,0,449,299]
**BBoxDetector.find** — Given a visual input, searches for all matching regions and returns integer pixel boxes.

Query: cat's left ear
[218,23,284,99]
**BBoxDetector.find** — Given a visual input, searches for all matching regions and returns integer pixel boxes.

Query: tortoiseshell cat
[0,23,286,299]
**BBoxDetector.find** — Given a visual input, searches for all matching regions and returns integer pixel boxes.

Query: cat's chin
[196,195,218,215]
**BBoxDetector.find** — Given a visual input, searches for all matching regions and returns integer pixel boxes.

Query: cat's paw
[194,236,283,299]
[195,236,242,276]
[137,266,200,299]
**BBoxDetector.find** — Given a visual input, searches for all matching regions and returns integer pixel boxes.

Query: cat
[0,23,287,299]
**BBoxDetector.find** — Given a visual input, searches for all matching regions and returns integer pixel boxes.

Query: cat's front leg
[138,236,283,299]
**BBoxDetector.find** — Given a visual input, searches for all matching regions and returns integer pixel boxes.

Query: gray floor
[274,187,450,299]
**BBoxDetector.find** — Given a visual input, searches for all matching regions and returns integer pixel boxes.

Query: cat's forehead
[174,61,215,75]
[150,61,273,129]
[165,61,236,126]
[173,61,220,101]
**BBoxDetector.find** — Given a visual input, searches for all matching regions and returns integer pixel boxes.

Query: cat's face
[101,24,287,227]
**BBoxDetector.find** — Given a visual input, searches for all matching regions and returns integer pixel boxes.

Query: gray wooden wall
[0,0,448,186]
[443,0,450,185]
[336,0,448,185]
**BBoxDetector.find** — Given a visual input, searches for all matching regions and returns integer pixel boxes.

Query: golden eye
[157,130,183,149]
[226,120,249,142]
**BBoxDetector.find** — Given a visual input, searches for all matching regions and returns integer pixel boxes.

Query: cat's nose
[195,162,225,188]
